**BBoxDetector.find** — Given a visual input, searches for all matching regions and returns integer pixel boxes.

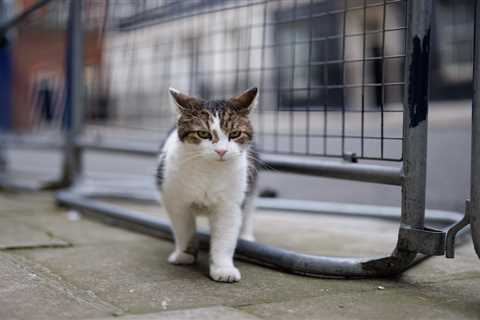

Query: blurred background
[0,0,475,213]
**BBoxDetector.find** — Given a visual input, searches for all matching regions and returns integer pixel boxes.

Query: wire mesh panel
[2,0,105,132]
[2,1,67,137]
[0,0,72,185]
[86,0,407,161]
[0,0,111,187]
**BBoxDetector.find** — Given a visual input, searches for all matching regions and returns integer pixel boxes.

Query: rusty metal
[395,0,432,258]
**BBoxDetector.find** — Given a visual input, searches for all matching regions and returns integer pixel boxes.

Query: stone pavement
[0,192,479,320]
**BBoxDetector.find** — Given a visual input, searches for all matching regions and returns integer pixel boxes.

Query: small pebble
[161,300,168,310]
[67,210,81,221]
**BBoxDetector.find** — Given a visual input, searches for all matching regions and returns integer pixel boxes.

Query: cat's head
[169,87,257,162]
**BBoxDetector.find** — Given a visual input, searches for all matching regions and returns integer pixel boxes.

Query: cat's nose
[215,149,227,157]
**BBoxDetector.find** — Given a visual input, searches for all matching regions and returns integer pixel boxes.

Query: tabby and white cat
[156,87,258,283]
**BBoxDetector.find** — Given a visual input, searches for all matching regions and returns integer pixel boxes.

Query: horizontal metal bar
[61,175,464,226]
[120,49,406,70]
[2,133,403,185]
[55,191,420,278]
[79,140,403,185]
[79,139,158,157]
[123,25,406,50]
[260,154,402,185]
[0,134,64,150]
[256,198,464,225]
[119,0,404,32]
[0,174,62,192]
[0,176,41,192]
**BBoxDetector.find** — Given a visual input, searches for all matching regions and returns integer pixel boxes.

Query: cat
[156,87,258,283]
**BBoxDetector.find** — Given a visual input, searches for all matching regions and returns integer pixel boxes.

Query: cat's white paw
[168,251,196,265]
[210,266,241,283]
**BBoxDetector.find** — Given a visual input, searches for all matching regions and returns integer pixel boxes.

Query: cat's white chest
[162,151,248,210]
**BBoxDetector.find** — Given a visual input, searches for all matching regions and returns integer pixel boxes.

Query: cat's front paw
[168,251,196,265]
[210,266,241,283]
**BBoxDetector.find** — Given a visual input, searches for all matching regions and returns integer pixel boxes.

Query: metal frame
[0,0,77,191]
[396,0,432,256]
[1,0,476,278]
[445,0,480,259]
[470,0,480,257]
[71,0,408,163]
[56,191,465,278]
[61,0,84,187]
[78,138,402,185]
[55,0,462,278]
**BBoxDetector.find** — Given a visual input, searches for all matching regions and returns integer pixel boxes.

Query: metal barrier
[1,0,478,278]
[469,0,480,257]
[0,0,90,190]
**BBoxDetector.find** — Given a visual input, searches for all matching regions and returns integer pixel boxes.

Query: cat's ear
[230,87,258,115]
[169,87,202,113]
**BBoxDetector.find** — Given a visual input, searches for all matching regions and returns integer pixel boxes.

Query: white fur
[159,121,255,283]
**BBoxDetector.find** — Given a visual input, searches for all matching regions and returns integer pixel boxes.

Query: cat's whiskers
[246,153,276,172]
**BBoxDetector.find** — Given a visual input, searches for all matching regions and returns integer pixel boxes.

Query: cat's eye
[229,131,242,139]
[197,131,212,139]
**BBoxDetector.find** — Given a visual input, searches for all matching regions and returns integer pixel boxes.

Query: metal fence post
[61,0,84,187]
[471,0,480,258]
[0,140,6,174]
[0,0,11,176]
[397,0,432,254]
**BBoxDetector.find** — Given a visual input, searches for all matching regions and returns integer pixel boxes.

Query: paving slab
[0,217,70,249]
[0,193,40,214]
[2,192,480,320]
[249,211,399,256]
[15,240,390,315]
[240,287,479,320]
[401,244,480,285]
[9,209,152,246]
[113,201,400,257]
[0,252,120,320]
[90,306,261,320]
[409,277,480,317]
[0,192,57,214]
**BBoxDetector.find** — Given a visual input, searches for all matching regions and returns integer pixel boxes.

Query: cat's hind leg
[165,204,198,265]
[239,194,255,241]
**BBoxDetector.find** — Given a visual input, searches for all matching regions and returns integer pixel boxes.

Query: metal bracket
[398,225,446,256]
[445,200,471,258]
[343,152,358,163]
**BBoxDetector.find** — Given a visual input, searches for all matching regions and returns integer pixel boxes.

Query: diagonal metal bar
[0,0,56,36]
[56,190,463,279]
